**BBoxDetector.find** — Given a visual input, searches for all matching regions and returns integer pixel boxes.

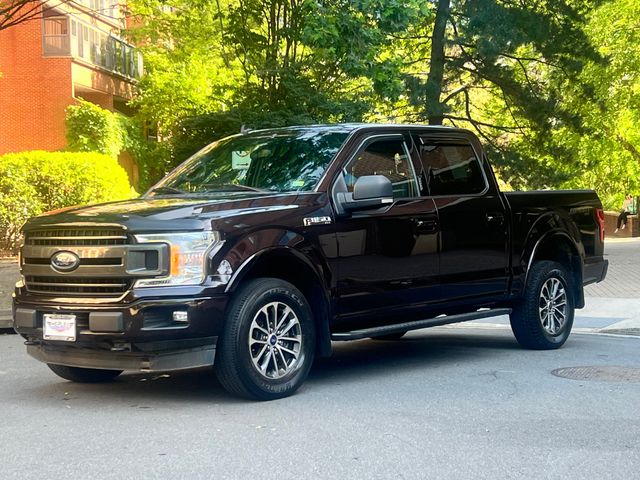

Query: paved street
[1,328,639,479]
[1,238,639,479]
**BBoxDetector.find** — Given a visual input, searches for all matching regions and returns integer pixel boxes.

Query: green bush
[0,151,134,253]
[65,99,128,158]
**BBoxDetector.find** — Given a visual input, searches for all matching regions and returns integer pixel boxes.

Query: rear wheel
[47,364,122,383]
[215,278,315,400]
[510,260,575,349]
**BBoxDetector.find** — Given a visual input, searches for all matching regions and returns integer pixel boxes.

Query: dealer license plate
[43,314,76,342]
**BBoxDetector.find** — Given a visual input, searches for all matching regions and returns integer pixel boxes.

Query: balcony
[42,14,143,81]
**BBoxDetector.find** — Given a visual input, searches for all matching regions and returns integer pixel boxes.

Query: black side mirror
[336,175,394,213]
[353,175,393,200]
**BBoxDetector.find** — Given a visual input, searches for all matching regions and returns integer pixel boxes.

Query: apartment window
[42,12,70,56]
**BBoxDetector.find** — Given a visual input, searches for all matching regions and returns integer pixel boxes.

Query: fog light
[173,311,189,323]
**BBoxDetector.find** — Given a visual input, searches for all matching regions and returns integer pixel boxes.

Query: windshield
[149,128,350,195]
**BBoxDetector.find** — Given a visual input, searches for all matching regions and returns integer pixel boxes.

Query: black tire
[47,364,122,383]
[510,260,575,350]
[215,278,316,400]
[370,331,407,341]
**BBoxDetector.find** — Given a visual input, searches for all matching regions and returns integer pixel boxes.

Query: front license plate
[43,314,76,342]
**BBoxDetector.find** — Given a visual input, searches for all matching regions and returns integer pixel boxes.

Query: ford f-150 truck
[12,124,608,400]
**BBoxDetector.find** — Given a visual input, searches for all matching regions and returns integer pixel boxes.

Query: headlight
[133,231,222,287]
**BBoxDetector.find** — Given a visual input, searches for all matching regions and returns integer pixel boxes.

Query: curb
[0,310,13,329]
[441,321,640,338]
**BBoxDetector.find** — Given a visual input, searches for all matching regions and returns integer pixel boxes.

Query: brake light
[595,208,605,242]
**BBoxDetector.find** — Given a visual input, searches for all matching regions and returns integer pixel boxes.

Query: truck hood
[24,192,321,232]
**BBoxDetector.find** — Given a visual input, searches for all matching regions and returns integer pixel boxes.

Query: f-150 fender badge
[303,216,332,227]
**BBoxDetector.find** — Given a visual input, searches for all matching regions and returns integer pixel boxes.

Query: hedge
[66,99,128,158]
[0,151,134,254]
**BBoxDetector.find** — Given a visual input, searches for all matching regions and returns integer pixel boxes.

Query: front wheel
[48,364,122,383]
[510,260,575,350]
[215,278,316,400]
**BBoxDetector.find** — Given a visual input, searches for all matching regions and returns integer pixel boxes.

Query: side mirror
[336,175,394,212]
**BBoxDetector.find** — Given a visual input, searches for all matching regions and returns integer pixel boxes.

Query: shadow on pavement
[19,330,522,405]
[309,330,521,384]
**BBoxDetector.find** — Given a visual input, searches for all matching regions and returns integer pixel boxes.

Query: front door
[333,133,440,324]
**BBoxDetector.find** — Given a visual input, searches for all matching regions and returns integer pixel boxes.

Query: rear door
[332,132,440,323]
[413,132,509,302]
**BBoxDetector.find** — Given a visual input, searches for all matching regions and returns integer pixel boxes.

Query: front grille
[23,257,122,266]
[25,228,128,246]
[22,225,133,297]
[25,276,132,295]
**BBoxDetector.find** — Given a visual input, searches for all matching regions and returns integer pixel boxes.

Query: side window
[344,140,418,199]
[419,143,486,196]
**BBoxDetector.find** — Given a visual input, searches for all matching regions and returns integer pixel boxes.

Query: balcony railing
[43,15,143,80]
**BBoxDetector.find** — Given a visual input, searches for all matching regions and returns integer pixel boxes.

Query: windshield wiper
[147,186,187,196]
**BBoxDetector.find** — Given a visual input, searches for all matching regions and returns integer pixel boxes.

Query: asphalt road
[1,327,638,479]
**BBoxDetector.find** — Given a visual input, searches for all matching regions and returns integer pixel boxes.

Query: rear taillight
[595,208,605,242]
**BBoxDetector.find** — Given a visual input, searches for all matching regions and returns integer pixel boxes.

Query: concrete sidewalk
[0,258,17,329]
[464,296,640,336]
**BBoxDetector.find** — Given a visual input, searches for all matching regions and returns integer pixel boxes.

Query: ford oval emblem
[50,251,80,272]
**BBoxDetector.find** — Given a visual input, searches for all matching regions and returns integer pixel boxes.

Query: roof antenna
[240,124,251,134]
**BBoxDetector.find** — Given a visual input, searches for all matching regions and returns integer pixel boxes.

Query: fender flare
[224,246,333,358]
[524,229,584,308]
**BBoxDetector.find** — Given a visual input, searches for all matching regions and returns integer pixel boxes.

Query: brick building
[0,0,142,184]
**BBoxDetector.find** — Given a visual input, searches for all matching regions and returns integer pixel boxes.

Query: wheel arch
[225,247,333,358]
[525,230,584,308]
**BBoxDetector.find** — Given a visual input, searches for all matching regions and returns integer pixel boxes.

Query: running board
[330,308,513,341]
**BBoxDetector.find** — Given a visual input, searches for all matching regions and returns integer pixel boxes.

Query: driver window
[343,139,418,198]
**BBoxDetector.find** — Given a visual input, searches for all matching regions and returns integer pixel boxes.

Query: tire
[47,364,122,383]
[215,278,316,401]
[370,331,407,341]
[510,260,575,350]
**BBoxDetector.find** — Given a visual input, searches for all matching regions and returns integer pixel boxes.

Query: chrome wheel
[248,301,302,379]
[538,277,567,335]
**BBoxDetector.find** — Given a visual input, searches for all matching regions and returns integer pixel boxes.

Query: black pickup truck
[13,124,608,400]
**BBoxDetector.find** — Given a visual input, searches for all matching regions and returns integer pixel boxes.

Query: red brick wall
[0,12,73,154]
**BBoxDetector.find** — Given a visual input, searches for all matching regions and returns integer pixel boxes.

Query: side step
[330,308,512,341]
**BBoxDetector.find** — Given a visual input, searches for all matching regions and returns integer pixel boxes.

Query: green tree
[551,0,640,208]
[384,0,601,189]
[128,0,425,159]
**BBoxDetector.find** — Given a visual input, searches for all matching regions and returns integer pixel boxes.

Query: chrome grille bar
[22,226,139,297]
[25,228,128,246]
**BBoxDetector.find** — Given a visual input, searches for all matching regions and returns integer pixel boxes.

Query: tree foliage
[66,99,129,158]
[125,0,640,208]
[128,0,426,158]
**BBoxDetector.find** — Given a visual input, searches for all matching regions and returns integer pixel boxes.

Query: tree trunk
[425,0,450,125]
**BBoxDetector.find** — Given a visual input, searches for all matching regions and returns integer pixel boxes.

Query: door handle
[413,219,438,233]
[486,213,505,225]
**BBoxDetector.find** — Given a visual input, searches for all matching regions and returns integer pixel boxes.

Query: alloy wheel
[538,277,567,335]
[248,301,302,379]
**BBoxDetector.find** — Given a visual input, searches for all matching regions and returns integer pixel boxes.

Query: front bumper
[13,287,229,371]
[26,342,216,372]
[13,289,228,340]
